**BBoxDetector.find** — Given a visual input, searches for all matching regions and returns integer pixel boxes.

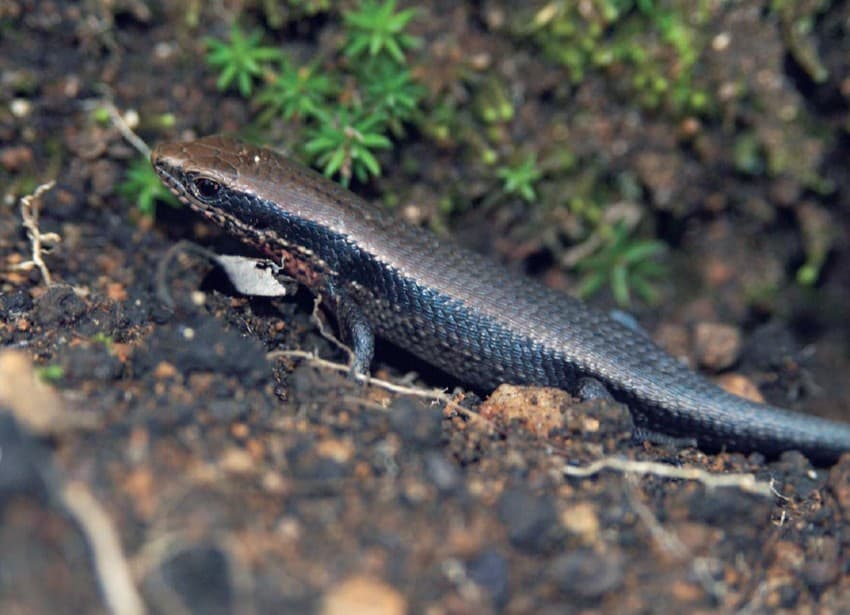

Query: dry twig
[267,348,487,426]
[101,100,150,158]
[13,181,59,285]
[60,481,146,615]
[562,456,772,497]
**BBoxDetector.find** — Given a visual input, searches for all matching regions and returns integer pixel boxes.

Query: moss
[201,1,426,186]
[517,0,714,116]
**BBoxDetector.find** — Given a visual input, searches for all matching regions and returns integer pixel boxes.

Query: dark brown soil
[2,2,850,613]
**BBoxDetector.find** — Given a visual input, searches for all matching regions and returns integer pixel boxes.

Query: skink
[151,135,850,464]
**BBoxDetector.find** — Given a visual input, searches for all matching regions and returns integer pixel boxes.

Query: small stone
[208,400,244,422]
[694,321,741,370]
[106,282,128,302]
[802,561,838,591]
[388,397,443,448]
[230,422,249,439]
[467,549,510,606]
[153,361,178,380]
[772,540,804,569]
[321,575,406,615]
[654,323,691,364]
[121,468,156,520]
[561,501,600,544]
[0,145,33,171]
[423,452,460,492]
[480,385,571,438]
[0,290,33,318]
[549,548,624,599]
[158,546,232,614]
[497,486,561,553]
[715,373,764,403]
[316,438,355,464]
[10,98,32,118]
[827,456,850,512]
[219,448,255,475]
[33,285,87,326]
[670,579,703,602]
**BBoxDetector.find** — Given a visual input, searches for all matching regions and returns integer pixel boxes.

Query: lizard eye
[191,177,222,201]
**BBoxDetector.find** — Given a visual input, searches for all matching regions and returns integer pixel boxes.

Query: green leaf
[576,271,607,299]
[327,148,346,176]
[360,133,391,148]
[620,240,665,263]
[358,148,381,176]
[611,264,630,306]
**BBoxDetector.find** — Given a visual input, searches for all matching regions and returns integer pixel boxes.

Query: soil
[2,2,850,614]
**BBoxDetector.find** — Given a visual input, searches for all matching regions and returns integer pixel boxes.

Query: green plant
[574,223,667,306]
[201,2,424,185]
[36,364,64,383]
[524,0,711,115]
[119,157,180,217]
[343,0,420,64]
[204,25,282,97]
[475,78,515,124]
[91,106,112,125]
[91,332,114,350]
[732,132,765,176]
[257,58,335,122]
[304,106,392,186]
[359,58,425,132]
[497,155,543,202]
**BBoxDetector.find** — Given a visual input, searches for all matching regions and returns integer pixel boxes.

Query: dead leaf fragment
[0,349,98,433]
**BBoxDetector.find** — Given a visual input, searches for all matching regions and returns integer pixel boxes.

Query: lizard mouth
[151,158,206,213]
[151,157,183,195]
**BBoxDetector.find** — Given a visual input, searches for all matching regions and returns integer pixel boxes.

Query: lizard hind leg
[334,293,376,376]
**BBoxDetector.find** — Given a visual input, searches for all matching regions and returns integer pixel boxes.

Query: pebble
[33,285,87,326]
[497,486,561,553]
[158,546,232,615]
[694,321,741,370]
[0,145,33,171]
[480,384,571,438]
[388,397,443,448]
[0,413,51,499]
[0,289,33,317]
[560,501,600,544]
[549,548,624,599]
[467,549,510,606]
[423,452,460,492]
[321,575,406,615]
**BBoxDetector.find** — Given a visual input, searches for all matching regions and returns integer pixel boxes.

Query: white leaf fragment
[212,254,295,297]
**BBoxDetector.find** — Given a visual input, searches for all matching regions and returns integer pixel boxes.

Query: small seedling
[204,24,282,97]
[304,106,392,186]
[257,58,335,122]
[119,157,180,217]
[343,0,421,64]
[360,58,425,128]
[497,155,543,202]
[575,222,667,306]
[91,332,114,350]
[36,364,64,383]
[201,4,424,186]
